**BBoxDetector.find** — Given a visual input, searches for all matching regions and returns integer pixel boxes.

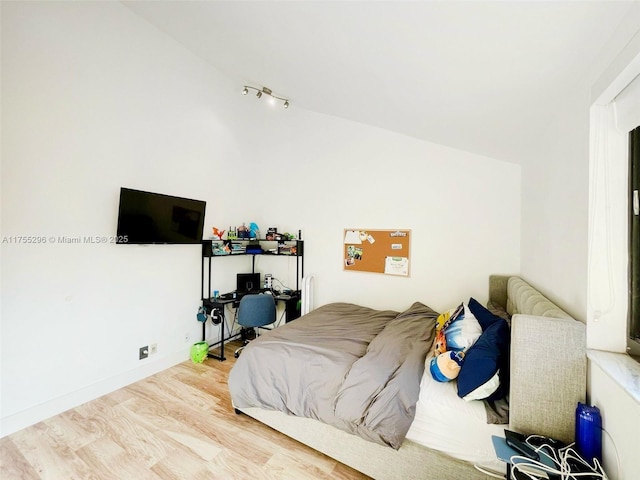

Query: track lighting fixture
[242,85,289,109]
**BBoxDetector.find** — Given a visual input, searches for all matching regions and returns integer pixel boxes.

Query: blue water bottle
[575,402,602,464]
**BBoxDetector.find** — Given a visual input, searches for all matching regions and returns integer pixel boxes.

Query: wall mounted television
[116,187,206,244]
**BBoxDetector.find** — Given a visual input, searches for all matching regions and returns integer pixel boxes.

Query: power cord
[601,428,620,480]
[509,436,608,480]
[473,464,506,478]
[272,277,293,293]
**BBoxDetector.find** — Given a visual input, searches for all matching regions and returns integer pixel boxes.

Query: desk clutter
[213,224,298,242]
[197,287,301,361]
[206,240,300,256]
[205,225,302,256]
[492,427,608,480]
[209,288,300,305]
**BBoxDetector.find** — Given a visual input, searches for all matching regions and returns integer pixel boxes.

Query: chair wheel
[234,352,240,358]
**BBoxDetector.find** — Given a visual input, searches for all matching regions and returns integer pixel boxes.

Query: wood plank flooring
[0,341,370,480]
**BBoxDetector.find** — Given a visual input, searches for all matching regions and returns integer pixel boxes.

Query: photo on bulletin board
[343,229,411,276]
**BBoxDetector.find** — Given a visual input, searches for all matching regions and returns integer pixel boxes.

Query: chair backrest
[237,294,276,328]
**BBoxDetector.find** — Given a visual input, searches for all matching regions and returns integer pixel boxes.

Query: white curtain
[587,104,628,351]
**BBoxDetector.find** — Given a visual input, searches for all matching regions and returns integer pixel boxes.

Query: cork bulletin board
[343,229,411,276]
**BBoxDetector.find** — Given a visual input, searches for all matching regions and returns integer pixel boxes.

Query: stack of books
[231,242,246,254]
[211,241,229,256]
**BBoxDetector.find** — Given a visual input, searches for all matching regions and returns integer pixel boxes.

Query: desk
[200,239,304,361]
[202,290,300,361]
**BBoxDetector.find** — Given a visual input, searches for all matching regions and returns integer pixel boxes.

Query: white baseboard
[0,349,190,438]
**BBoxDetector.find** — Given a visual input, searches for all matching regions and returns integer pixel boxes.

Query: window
[629,125,640,359]
[589,60,640,355]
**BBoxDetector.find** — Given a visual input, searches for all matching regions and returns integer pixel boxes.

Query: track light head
[242,85,289,109]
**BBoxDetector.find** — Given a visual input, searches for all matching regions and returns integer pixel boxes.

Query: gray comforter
[228,301,437,449]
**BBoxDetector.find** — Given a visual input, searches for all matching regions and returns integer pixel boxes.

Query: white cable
[273,277,293,292]
[503,435,609,480]
[472,464,505,479]
[593,459,609,480]
[602,428,620,480]
[510,447,607,480]
[525,436,562,466]
[510,462,540,480]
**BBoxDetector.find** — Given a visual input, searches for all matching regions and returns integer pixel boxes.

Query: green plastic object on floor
[190,341,209,363]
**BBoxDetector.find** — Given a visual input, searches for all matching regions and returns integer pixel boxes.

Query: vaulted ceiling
[123,1,635,163]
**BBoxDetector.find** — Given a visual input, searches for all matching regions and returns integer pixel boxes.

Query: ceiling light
[242,85,290,109]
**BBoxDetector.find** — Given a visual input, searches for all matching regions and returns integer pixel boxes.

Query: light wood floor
[0,341,371,480]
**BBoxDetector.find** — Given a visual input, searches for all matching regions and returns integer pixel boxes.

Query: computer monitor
[237,273,261,293]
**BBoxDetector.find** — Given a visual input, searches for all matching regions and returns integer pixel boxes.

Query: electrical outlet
[139,346,149,360]
[150,343,157,355]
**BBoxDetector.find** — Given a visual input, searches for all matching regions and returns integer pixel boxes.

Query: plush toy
[430,350,465,382]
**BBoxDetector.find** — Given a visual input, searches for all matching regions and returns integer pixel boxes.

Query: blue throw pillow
[457,298,510,401]
[468,297,500,330]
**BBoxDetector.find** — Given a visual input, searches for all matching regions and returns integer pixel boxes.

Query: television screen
[116,188,206,244]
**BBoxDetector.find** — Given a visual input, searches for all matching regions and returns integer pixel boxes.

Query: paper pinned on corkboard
[343,229,410,276]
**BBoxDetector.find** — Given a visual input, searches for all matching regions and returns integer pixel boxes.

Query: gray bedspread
[228,301,437,449]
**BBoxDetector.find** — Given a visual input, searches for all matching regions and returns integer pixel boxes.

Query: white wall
[0,1,521,436]
[588,360,640,480]
[519,79,592,318]
[232,107,522,313]
[0,0,248,435]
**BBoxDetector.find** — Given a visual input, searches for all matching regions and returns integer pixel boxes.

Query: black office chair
[234,294,276,358]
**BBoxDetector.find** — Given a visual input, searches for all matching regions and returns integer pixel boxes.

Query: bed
[227,276,586,479]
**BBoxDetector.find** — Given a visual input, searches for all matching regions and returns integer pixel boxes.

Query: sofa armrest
[509,314,586,443]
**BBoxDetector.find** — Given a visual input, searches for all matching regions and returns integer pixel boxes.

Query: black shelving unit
[199,238,304,361]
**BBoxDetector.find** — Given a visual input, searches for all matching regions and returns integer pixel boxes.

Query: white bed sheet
[405,357,507,474]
